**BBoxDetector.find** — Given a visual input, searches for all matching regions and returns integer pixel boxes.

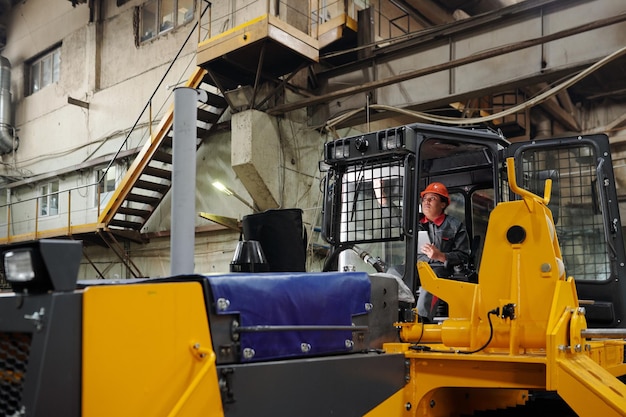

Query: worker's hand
[421,244,446,263]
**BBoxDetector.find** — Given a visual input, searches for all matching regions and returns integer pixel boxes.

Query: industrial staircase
[96,67,228,271]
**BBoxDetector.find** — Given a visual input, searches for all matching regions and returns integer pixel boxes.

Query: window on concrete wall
[39,181,59,217]
[94,166,117,208]
[28,46,61,95]
[140,0,195,42]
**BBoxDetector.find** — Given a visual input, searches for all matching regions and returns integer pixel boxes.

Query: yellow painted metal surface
[386,158,626,416]
[197,14,319,68]
[318,13,358,49]
[82,282,223,417]
[556,354,626,416]
[404,158,566,350]
[0,222,103,246]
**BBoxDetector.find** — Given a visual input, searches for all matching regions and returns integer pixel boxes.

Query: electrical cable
[456,308,498,354]
[325,45,626,130]
[409,307,499,354]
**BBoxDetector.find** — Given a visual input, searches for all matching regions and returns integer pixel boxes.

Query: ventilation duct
[0,56,16,154]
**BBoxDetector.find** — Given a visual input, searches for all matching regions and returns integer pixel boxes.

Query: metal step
[100,67,229,235]
[109,219,144,230]
[126,193,161,206]
[204,90,228,108]
[135,179,170,193]
[143,166,172,180]
[117,207,152,219]
[152,150,173,164]
[198,107,222,125]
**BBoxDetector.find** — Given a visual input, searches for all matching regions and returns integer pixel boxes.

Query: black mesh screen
[338,160,404,244]
[0,332,31,416]
[520,145,610,281]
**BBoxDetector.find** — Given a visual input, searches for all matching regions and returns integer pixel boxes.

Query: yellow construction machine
[1,123,626,416]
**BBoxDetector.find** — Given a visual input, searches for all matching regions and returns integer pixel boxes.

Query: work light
[4,249,36,282]
[1,239,82,294]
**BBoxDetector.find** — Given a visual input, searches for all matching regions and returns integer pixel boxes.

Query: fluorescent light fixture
[212,181,258,212]
[212,181,233,196]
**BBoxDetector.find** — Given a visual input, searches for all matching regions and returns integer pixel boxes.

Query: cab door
[505,134,626,328]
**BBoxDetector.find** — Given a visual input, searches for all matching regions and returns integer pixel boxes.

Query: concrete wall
[5,0,622,280]
[0,0,329,279]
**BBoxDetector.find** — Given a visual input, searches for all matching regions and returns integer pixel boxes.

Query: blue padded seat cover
[206,272,371,361]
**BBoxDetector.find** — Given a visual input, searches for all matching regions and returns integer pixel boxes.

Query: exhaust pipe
[170,87,208,275]
[0,55,16,154]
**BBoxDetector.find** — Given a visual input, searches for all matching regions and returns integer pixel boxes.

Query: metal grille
[0,332,31,416]
[520,145,609,281]
[338,160,404,244]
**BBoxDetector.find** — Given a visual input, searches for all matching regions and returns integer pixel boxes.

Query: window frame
[39,181,59,217]
[28,46,61,96]
[94,166,118,209]
[139,0,195,43]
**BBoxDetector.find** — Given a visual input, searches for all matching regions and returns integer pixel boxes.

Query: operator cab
[321,124,508,310]
[321,123,626,328]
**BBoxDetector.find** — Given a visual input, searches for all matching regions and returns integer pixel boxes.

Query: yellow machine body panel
[82,281,224,417]
[386,159,626,416]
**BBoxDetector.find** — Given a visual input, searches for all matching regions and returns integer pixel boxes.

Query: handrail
[0,183,103,245]
[166,345,217,417]
[506,156,552,206]
[0,3,213,244]
[0,0,397,245]
[97,2,213,187]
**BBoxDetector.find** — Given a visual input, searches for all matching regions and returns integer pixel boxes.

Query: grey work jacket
[417,214,471,277]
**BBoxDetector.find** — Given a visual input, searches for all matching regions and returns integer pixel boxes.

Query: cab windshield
[334,160,407,275]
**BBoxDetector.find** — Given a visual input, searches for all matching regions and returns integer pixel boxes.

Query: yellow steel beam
[0,223,103,245]
[555,354,626,416]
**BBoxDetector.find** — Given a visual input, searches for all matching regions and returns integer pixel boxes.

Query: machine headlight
[1,239,82,294]
[4,249,35,282]
[328,140,350,160]
[378,130,404,150]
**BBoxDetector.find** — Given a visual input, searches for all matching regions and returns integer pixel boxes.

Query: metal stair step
[205,91,227,108]
[197,126,212,140]
[126,193,161,205]
[135,179,170,193]
[109,219,144,230]
[117,207,152,219]
[152,150,173,164]
[101,68,230,233]
[197,107,222,125]
[143,166,172,180]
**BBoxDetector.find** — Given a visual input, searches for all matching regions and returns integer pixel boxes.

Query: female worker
[417,182,471,322]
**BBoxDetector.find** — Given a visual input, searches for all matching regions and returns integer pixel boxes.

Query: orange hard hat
[421,182,449,200]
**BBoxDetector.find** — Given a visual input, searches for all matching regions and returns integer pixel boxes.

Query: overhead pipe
[0,56,16,154]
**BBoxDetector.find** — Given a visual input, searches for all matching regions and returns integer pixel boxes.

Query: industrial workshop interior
[1,0,626,416]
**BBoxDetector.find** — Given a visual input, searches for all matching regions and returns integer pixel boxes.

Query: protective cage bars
[520,145,610,281]
[338,159,405,244]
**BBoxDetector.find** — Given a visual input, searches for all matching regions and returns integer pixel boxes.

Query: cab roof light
[379,129,404,151]
[328,139,350,160]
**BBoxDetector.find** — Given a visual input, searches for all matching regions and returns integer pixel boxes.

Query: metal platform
[197,14,319,92]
